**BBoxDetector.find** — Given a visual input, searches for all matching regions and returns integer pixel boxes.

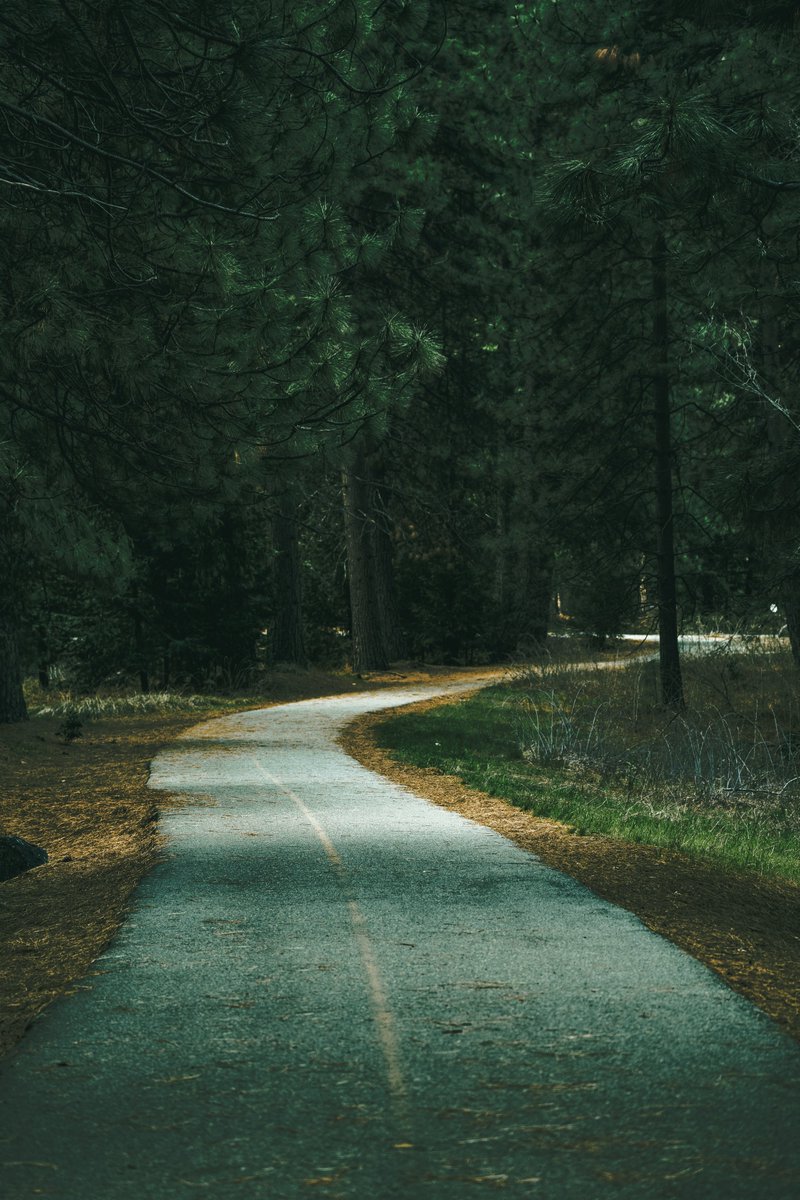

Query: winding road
[1,679,799,1198]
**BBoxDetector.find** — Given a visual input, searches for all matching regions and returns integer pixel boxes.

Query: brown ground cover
[0,710,201,1057]
[341,693,800,1044]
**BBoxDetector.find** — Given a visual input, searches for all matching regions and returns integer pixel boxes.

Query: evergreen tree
[529,0,800,702]
[0,2,445,719]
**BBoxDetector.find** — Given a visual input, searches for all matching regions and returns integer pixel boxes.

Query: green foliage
[55,712,83,744]
[3,0,800,715]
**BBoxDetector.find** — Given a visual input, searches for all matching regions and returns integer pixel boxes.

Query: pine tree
[529,0,800,701]
[0,2,446,718]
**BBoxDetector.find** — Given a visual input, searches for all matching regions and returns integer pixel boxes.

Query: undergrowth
[35,692,209,718]
[376,640,800,883]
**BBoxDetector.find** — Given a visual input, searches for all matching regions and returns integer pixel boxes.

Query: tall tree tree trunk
[491,518,552,658]
[491,409,553,660]
[371,481,405,660]
[784,597,800,666]
[37,626,50,690]
[343,448,390,673]
[133,608,149,693]
[517,548,553,654]
[0,614,28,723]
[491,472,516,657]
[517,410,553,655]
[269,486,307,667]
[652,231,684,709]
[760,280,800,664]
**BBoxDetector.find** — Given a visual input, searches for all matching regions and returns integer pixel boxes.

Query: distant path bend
[1,678,799,1199]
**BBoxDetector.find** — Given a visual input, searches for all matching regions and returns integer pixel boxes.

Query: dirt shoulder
[341,693,800,1045]
[0,711,187,1057]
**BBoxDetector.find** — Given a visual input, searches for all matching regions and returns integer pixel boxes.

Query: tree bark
[490,539,552,659]
[492,413,553,658]
[491,475,517,656]
[0,614,28,723]
[517,548,553,653]
[36,625,49,689]
[371,481,405,660]
[133,609,149,693]
[518,411,553,654]
[652,231,684,709]
[269,486,307,667]
[783,594,800,665]
[760,281,800,664]
[343,449,390,673]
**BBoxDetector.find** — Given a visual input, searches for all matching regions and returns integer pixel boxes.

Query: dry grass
[507,644,800,879]
[519,641,800,800]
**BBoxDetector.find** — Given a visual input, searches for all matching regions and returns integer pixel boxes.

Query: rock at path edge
[0,835,49,883]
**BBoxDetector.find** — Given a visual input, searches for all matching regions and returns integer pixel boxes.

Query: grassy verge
[348,648,800,1039]
[0,709,199,1058]
[375,648,800,885]
[344,700,800,1041]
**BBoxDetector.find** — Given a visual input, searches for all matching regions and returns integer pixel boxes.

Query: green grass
[376,672,800,885]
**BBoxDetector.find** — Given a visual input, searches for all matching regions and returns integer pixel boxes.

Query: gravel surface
[1,681,799,1199]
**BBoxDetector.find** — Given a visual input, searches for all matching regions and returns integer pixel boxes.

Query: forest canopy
[1,0,799,720]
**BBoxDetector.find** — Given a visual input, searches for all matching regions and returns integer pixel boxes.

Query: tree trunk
[269,486,307,667]
[490,537,552,659]
[343,450,390,673]
[491,476,516,657]
[36,625,49,689]
[371,482,405,660]
[760,281,800,665]
[783,594,800,665]
[518,413,552,654]
[0,614,28,723]
[133,609,149,693]
[517,548,553,654]
[492,411,553,659]
[652,231,684,710]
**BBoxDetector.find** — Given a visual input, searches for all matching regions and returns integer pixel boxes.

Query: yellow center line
[250,758,410,1130]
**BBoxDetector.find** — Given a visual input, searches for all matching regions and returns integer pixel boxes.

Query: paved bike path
[1,682,798,1198]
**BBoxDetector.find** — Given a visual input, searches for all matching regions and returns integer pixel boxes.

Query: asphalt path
[1,679,799,1198]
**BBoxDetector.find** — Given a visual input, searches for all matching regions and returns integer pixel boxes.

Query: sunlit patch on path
[250,756,410,1133]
